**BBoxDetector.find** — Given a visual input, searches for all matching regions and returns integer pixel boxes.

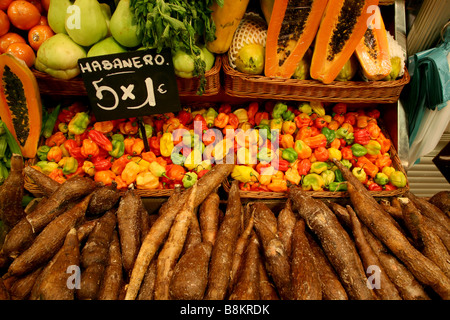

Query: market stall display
[0,0,448,303]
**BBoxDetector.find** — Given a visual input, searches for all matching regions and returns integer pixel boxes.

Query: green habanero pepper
[109,134,125,158]
[366,140,382,156]
[282,148,298,163]
[328,181,348,192]
[62,156,78,175]
[336,127,354,144]
[389,171,407,188]
[321,169,335,186]
[171,151,186,165]
[68,112,90,135]
[36,145,51,161]
[205,107,218,128]
[321,127,336,144]
[310,161,328,174]
[351,143,368,157]
[36,161,59,175]
[138,124,153,140]
[270,118,283,131]
[272,102,288,119]
[334,169,345,182]
[257,147,274,163]
[352,166,367,182]
[298,102,312,115]
[302,173,325,191]
[182,172,198,188]
[340,159,352,170]
[282,110,295,121]
[257,124,271,141]
[374,172,389,186]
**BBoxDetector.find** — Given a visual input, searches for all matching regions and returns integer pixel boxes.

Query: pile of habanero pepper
[33,99,407,193]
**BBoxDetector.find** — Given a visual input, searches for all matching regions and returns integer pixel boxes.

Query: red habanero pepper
[202,129,216,146]
[57,109,75,123]
[218,103,232,114]
[239,182,252,191]
[303,134,327,149]
[295,126,312,141]
[80,139,100,158]
[166,164,185,182]
[277,159,290,172]
[197,169,209,179]
[264,101,275,114]
[64,139,80,153]
[314,117,327,129]
[247,102,259,125]
[314,146,329,162]
[110,154,132,176]
[332,103,347,115]
[153,118,165,133]
[294,113,313,128]
[193,114,208,132]
[149,134,161,156]
[254,111,269,126]
[256,162,271,174]
[227,113,240,129]
[309,126,321,137]
[343,112,357,126]
[354,128,371,145]
[333,113,345,125]
[366,108,381,119]
[92,156,113,171]
[383,183,397,191]
[341,146,353,160]
[368,182,383,191]
[88,129,113,152]
[177,109,193,126]
[297,158,311,176]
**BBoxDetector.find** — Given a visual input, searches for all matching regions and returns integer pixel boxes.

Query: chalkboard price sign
[78,48,181,122]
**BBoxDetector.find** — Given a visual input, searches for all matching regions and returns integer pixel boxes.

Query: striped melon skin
[228,12,268,70]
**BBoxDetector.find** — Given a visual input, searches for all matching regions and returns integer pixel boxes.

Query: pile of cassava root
[0,155,449,300]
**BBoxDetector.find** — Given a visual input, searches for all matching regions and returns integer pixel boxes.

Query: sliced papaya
[0,53,42,158]
[264,0,328,79]
[355,7,391,80]
[310,0,380,84]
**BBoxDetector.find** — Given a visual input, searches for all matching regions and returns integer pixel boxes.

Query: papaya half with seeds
[310,0,380,84]
[0,53,42,159]
[355,7,391,81]
[264,0,328,79]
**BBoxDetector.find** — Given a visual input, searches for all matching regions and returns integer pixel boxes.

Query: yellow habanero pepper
[135,171,160,189]
[231,165,259,183]
[267,179,288,192]
[328,147,342,161]
[282,120,296,135]
[160,132,174,157]
[285,160,301,185]
[82,160,96,177]
[233,108,249,123]
[132,157,151,172]
[121,161,141,185]
[258,166,274,185]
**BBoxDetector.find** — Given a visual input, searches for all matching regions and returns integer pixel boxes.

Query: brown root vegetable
[169,242,212,300]
[125,163,234,300]
[401,199,450,279]
[97,231,123,300]
[7,267,42,300]
[153,184,197,300]
[87,182,121,216]
[24,165,60,196]
[29,228,80,300]
[405,190,450,233]
[256,243,279,300]
[204,179,242,300]
[380,198,403,221]
[289,186,375,300]
[2,175,96,258]
[116,189,142,276]
[362,226,430,300]
[428,191,450,217]
[0,278,9,300]
[229,209,255,291]
[140,201,151,242]
[347,205,401,300]
[6,194,93,278]
[422,215,450,252]
[181,208,202,256]
[229,234,261,300]
[77,209,117,300]
[342,179,450,299]
[137,258,157,300]
[0,154,24,229]
[199,191,220,246]
[290,219,322,300]
[253,203,292,300]
[277,199,297,258]
[76,219,98,243]
[305,232,348,300]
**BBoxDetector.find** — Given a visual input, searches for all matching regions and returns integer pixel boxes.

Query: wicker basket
[222,55,410,104]
[379,0,395,5]
[222,124,409,199]
[32,55,221,97]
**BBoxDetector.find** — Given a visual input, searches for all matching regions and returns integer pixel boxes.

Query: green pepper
[352,167,367,182]
[334,169,345,182]
[282,110,295,121]
[302,173,325,191]
[68,112,90,135]
[182,172,198,188]
[205,107,218,128]
[42,104,61,138]
[351,143,368,157]
[272,102,288,119]
[328,181,348,192]
[340,159,352,170]
[58,122,69,133]
[257,147,274,163]
[282,148,298,163]
[321,170,335,186]
[336,127,354,144]
[321,127,336,144]
[366,140,382,155]
[298,102,312,115]
[310,161,328,174]
[389,171,407,188]
[138,124,153,140]
[149,161,169,178]
[36,161,59,174]
[171,151,186,165]
[62,156,78,175]
[257,124,271,141]
[374,172,389,186]
[36,145,51,161]
[270,118,283,131]
[109,134,125,158]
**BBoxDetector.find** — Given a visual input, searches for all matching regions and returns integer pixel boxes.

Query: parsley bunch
[130,0,223,95]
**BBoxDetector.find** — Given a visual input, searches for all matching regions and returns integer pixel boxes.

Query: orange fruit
[6,42,36,67]
[38,15,47,26]
[7,0,41,30]
[0,0,13,11]
[41,0,49,12]
[0,32,25,53]
[0,10,10,37]
[26,0,43,13]
[28,24,53,51]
